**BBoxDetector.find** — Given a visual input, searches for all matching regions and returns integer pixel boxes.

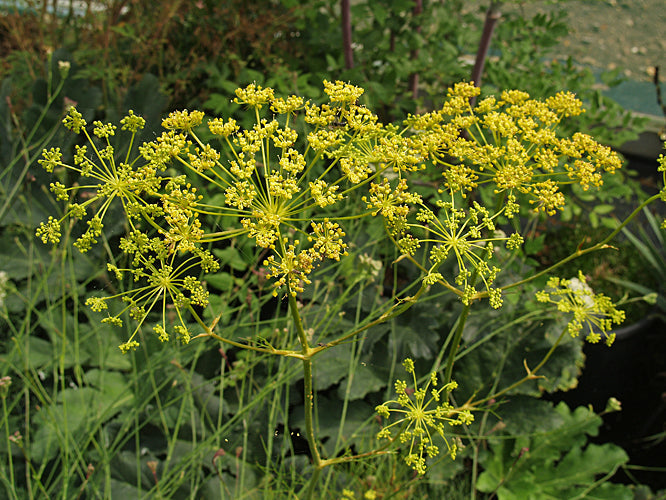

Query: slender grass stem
[1,395,16,499]
[500,193,662,295]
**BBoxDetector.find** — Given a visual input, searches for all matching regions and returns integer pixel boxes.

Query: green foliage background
[0,1,662,498]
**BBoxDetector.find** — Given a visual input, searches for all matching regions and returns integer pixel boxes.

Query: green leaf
[205,272,234,293]
[477,402,630,499]
[325,53,340,71]
[20,336,58,370]
[591,204,616,215]
[589,210,599,228]
[81,314,132,370]
[368,3,388,25]
[84,369,135,415]
[494,397,565,436]
[336,359,387,400]
[314,342,351,391]
[537,444,628,494]
[455,315,584,401]
[122,74,167,137]
[526,403,602,461]
[388,301,443,360]
[109,479,143,499]
[31,387,101,462]
[524,233,546,255]
[584,482,634,500]
[0,233,52,281]
[212,246,248,271]
[203,93,232,115]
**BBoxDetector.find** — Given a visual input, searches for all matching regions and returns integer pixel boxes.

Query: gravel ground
[472,0,666,82]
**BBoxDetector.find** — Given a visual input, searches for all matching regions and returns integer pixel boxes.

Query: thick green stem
[444,302,472,385]
[286,291,325,499]
[299,355,321,466]
[444,267,480,384]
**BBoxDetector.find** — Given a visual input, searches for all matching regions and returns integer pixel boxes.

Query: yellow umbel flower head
[375,359,473,475]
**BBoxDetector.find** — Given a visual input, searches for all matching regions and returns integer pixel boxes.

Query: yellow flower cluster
[153,81,401,301]
[323,79,365,104]
[84,230,216,351]
[658,150,666,229]
[375,359,473,475]
[233,83,274,109]
[37,79,625,351]
[535,272,625,345]
[405,82,622,215]
[39,81,401,349]
[375,183,523,308]
[35,106,224,350]
[261,220,348,297]
[360,82,623,309]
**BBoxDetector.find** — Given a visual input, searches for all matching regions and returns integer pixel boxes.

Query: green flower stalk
[375,359,473,475]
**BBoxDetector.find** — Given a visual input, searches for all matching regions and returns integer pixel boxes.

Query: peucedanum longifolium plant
[35,79,662,495]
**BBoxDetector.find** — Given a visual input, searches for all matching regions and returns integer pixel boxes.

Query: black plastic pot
[546,316,666,490]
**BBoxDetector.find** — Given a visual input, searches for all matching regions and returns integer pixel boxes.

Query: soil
[502,0,666,82]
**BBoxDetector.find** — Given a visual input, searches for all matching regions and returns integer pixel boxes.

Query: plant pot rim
[592,314,659,344]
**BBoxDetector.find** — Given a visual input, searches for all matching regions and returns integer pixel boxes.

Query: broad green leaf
[591,204,616,215]
[388,302,443,360]
[188,371,224,424]
[493,397,565,436]
[527,403,602,461]
[31,387,101,462]
[455,316,583,402]
[477,402,630,499]
[109,479,143,499]
[336,359,387,401]
[314,342,352,391]
[537,443,628,492]
[84,369,135,415]
[19,336,57,370]
[524,233,546,255]
[212,246,248,271]
[205,272,235,293]
[82,322,132,370]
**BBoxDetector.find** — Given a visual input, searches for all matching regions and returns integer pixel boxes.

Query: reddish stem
[409,0,423,100]
[470,1,502,106]
[341,0,354,69]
